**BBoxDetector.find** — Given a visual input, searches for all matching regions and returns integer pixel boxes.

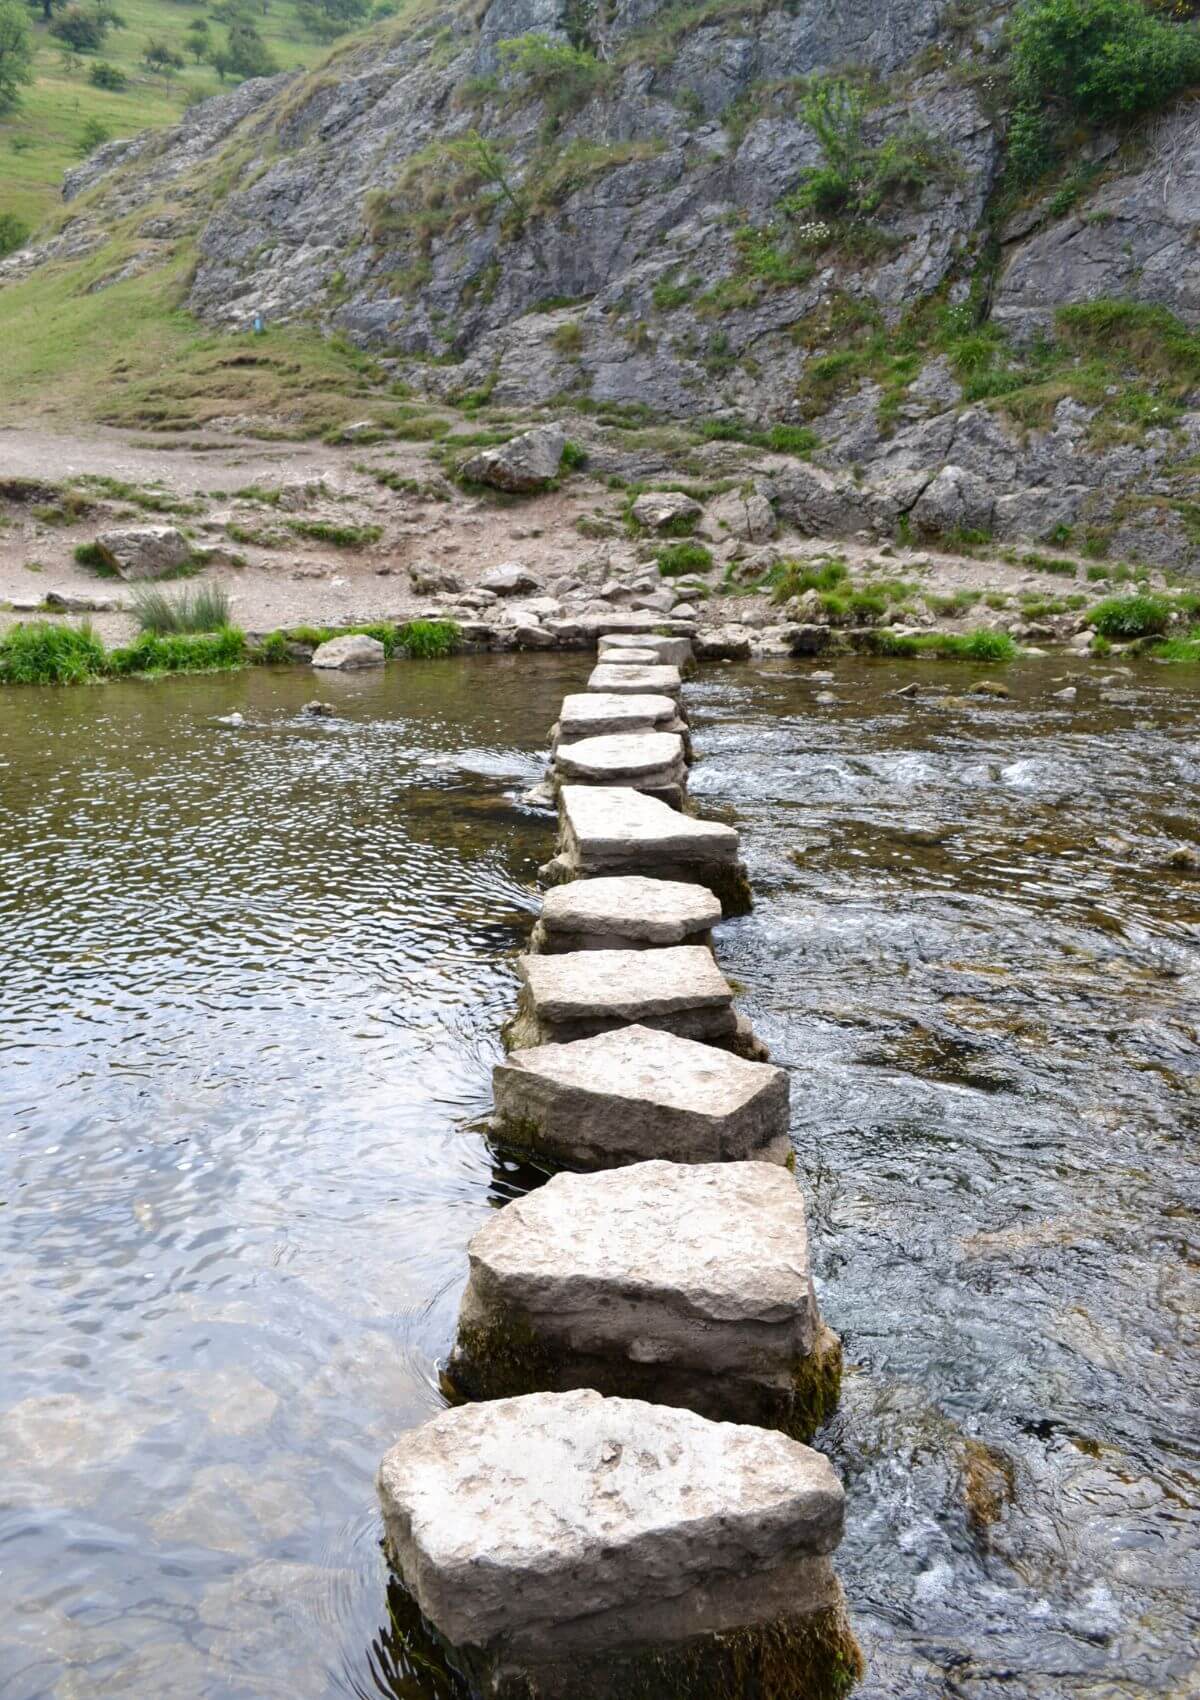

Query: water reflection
[1,653,1197,1698]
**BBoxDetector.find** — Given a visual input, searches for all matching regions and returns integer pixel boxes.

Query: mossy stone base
[444,1316,842,1443]
[377,1569,863,1700]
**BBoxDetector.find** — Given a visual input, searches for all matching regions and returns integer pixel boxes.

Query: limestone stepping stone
[578,611,694,640]
[377,1389,861,1700]
[549,784,751,915]
[586,661,682,698]
[448,1159,842,1437]
[553,731,686,808]
[551,691,690,759]
[504,944,737,1051]
[491,1021,789,1168]
[529,874,720,952]
[597,646,663,665]
[598,632,693,668]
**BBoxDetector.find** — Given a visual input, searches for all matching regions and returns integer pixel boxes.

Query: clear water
[1,654,1197,1699]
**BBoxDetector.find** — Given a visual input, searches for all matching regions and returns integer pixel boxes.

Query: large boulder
[910,464,995,539]
[704,487,776,543]
[310,633,385,669]
[479,562,542,595]
[93,526,192,582]
[461,424,566,492]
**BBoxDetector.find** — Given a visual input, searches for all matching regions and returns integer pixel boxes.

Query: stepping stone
[578,611,694,640]
[529,874,720,952]
[597,646,663,665]
[551,692,689,758]
[377,1389,861,1700]
[598,633,693,668]
[587,662,683,698]
[549,784,752,915]
[492,1022,789,1168]
[504,945,737,1051]
[553,731,686,808]
[448,1159,843,1438]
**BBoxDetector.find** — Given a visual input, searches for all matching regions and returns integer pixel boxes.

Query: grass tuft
[1087,593,1172,640]
[131,584,231,634]
[0,620,106,684]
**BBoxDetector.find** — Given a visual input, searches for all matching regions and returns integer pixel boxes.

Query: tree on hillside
[49,3,108,49]
[27,0,63,26]
[0,0,34,113]
[297,0,367,39]
[184,14,208,58]
[208,18,275,77]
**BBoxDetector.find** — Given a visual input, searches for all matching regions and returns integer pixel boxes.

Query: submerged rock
[310,633,385,670]
[530,874,720,953]
[377,1389,860,1700]
[491,1021,789,1169]
[448,1160,842,1438]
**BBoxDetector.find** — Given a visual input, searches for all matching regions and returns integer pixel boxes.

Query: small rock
[968,679,1010,699]
[630,491,702,532]
[1052,685,1077,702]
[408,562,464,595]
[310,634,386,670]
[302,700,335,717]
[694,627,751,662]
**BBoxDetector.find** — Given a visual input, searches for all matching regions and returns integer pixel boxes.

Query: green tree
[209,17,275,77]
[1011,0,1200,137]
[49,3,107,48]
[0,0,34,113]
[184,14,208,58]
[0,209,31,254]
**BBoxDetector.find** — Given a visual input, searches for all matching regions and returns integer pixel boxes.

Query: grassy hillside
[1,0,324,234]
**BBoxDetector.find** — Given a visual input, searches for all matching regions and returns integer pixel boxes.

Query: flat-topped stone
[597,646,662,665]
[377,1389,860,1699]
[598,633,693,668]
[550,785,752,915]
[577,612,695,640]
[553,732,686,807]
[504,945,736,1051]
[530,874,720,952]
[552,692,690,760]
[587,662,683,698]
[448,1160,842,1438]
[492,1022,790,1168]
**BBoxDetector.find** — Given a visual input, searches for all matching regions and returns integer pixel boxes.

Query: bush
[784,77,951,226]
[768,558,849,602]
[497,33,610,124]
[131,584,232,634]
[1010,0,1200,148]
[0,620,106,684]
[88,59,126,87]
[0,210,29,257]
[872,629,1019,660]
[50,5,107,50]
[77,115,110,155]
[657,540,713,576]
[286,519,382,546]
[1087,592,1173,637]
[560,439,587,472]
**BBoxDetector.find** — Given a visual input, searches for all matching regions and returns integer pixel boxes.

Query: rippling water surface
[1,654,1197,1699]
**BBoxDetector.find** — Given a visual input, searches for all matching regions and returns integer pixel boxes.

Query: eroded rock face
[94,526,191,582]
[491,1021,790,1168]
[449,1160,842,1435]
[377,1389,857,1698]
[531,873,720,952]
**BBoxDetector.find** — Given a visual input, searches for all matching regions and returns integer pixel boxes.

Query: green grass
[0,619,106,682]
[657,540,713,576]
[768,558,849,601]
[277,618,461,657]
[286,519,383,547]
[871,629,1019,661]
[1087,593,1172,639]
[1152,628,1200,663]
[396,618,460,658]
[73,540,118,575]
[130,583,231,633]
[0,0,326,233]
[107,625,246,675]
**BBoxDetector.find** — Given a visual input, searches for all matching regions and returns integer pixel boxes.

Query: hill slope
[5,0,1200,574]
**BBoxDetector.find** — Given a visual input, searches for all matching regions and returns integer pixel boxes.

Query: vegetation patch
[286,518,382,547]
[869,629,1019,661]
[1087,592,1172,638]
[107,626,246,675]
[0,619,106,684]
[657,540,713,576]
[130,583,231,634]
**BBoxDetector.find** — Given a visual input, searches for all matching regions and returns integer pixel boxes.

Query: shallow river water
[1,654,1197,1700]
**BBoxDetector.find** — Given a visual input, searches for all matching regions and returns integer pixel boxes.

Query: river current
[1,654,1196,1699]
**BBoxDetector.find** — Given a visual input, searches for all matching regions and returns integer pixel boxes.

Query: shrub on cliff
[1010,0,1200,174]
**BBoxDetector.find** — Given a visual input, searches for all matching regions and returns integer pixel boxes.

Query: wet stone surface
[2,650,1198,1698]
[530,873,721,952]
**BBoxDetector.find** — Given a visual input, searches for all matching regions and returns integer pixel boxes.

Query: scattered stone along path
[375,628,857,1698]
